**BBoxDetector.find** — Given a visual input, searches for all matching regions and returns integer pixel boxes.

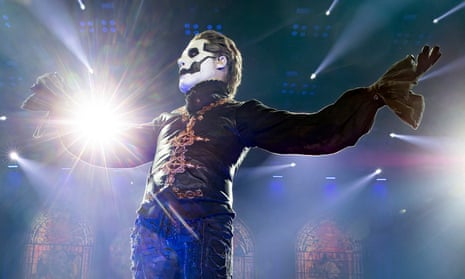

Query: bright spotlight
[310,73,317,80]
[9,151,19,161]
[374,168,382,175]
[70,99,125,144]
[290,162,296,167]
[389,132,397,138]
[0,115,6,121]
[326,0,339,16]
[432,1,465,24]
[78,0,86,10]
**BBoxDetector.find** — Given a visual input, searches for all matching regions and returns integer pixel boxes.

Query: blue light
[324,181,338,199]
[269,176,285,196]
[373,182,387,198]
[295,8,310,14]
[101,2,114,9]
[2,14,10,28]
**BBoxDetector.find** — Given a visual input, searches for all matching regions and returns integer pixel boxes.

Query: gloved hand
[21,72,72,112]
[369,45,441,129]
[21,72,73,138]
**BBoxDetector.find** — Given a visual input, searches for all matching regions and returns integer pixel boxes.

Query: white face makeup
[177,39,221,94]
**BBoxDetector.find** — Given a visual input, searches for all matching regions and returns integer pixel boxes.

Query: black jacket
[62,80,384,219]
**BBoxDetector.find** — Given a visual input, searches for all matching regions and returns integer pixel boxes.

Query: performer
[22,30,440,278]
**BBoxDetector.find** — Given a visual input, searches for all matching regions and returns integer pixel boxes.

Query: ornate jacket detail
[62,80,384,219]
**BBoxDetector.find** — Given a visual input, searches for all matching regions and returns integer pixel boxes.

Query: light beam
[433,1,465,24]
[420,54,465,81]
[22,0,92,73]
[326,0,339,16]
[310,0,414,79]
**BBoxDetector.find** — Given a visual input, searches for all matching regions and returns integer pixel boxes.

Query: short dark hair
[193,30,242,97]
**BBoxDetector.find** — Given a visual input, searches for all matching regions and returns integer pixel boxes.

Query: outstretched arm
[22,73,159,168]
[369,45,441,129]
[236,46,441,155]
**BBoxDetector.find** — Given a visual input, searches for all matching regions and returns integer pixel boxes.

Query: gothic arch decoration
[108,227,133,279]
[296,220,363,279]
[24,210,94,279]
[233,218,255,279]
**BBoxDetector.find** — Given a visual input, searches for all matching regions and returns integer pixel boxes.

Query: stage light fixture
[184,23,222,36]
[374,168,382,175]
[0,115,6,121]
[281,71,317,96]
[2,14,11,29]
[389,132,397,138]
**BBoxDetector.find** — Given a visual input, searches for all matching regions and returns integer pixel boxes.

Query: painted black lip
[178,56,215,76]
[179,68,191,76]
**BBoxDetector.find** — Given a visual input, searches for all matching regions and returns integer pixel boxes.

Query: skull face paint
[178,39,218,94]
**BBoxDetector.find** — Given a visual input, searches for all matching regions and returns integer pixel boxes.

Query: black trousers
[130,213,233,279]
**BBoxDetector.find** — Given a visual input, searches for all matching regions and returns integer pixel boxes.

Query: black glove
[21,72,73,138]
[21,72,72,112]
[370,45,441,129]
[416,45,441,76]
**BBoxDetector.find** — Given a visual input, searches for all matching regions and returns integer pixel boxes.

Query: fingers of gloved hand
[23,72,71,112]
[415,45,441,76]
[31,73,66,94]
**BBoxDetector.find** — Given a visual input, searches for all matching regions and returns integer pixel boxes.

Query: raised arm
[22,72,159,168]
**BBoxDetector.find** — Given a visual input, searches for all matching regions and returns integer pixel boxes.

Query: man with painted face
[22,30,441,278]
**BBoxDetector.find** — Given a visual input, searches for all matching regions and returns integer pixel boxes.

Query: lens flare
[70,98,125,145]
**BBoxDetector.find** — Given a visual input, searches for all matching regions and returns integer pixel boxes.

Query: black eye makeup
[188,47,199,58]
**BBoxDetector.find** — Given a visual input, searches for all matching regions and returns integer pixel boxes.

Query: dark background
[1,0,465,278]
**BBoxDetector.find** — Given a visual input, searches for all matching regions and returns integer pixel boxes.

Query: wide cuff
[373,88,424,130]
